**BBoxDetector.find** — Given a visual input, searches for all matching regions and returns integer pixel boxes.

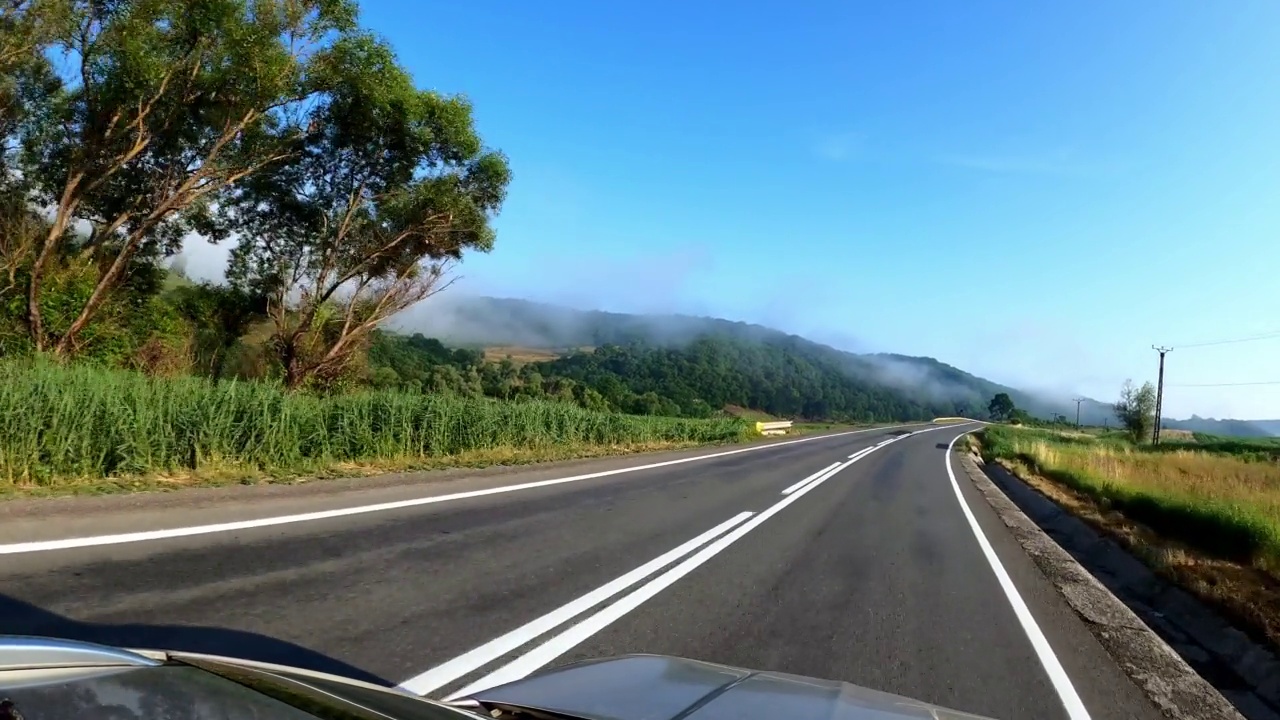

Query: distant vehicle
[0,635,993,720]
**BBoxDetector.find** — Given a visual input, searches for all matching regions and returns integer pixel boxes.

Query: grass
[981,425,1280,576]
[974,425,1280,650]
[0,358,750,495]
[721,405,778,422]
[482,346,570,364]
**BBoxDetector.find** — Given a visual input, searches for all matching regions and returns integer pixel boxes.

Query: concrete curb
[956,450,1255,720]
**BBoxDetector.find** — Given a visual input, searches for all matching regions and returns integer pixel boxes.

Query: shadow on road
[935,442,950,450]
[0,593,391,685]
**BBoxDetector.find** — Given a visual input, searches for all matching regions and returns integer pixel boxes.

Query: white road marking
[437,424,958,700]
[0,424,925,556]
[942,430,1091,720]
[780,462,840,495]
[396,511,755,696]
[847,446,877,460]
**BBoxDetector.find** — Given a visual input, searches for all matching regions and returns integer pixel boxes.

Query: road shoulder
[0,426,910,547]
[957,448,1254,720]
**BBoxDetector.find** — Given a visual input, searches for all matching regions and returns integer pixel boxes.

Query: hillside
[393,295,1077,422]
[394,295,1280,435]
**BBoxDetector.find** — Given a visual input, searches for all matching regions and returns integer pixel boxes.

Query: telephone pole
[1071,398,1086,428]
[1152,346,1173,444]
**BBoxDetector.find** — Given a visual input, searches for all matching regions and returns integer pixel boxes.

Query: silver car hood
[466,654,994,720]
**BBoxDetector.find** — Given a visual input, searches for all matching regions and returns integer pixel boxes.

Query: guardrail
[755,420,794,436]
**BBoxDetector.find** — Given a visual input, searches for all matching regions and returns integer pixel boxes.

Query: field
[978,424,1280,647]
[482,346,573,364]
[982,425,1280,574]
[0,358,750,495]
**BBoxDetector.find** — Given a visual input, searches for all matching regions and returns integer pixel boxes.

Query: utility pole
[1072,398,1086,428]
[1152,345,1173,444]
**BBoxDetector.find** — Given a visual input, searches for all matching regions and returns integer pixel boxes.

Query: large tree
[1114,379,1156,443]
[222,34,510,389]
[987,392,1015,422]
[9,0,360,355]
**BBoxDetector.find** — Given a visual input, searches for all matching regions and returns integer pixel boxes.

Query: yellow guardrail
[755,420,794,435]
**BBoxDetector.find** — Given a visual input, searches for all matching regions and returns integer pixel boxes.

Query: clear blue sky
[188,1,1280,418]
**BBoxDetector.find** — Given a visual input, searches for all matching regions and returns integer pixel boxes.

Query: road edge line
[0,424,922,556]
[443,425,957,699]
[959,451,1250,720]
[943,430,1092,720]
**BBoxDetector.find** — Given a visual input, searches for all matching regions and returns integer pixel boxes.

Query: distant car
[0,635,994,720]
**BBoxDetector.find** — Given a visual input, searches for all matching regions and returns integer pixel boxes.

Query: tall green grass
[0,359,749,486]
[981,425,1280,576]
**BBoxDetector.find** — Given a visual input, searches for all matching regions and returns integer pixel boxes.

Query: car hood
[466,654,994,720]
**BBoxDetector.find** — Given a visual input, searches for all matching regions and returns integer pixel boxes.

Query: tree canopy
[0,0,508,383]
[988,392,1015,421]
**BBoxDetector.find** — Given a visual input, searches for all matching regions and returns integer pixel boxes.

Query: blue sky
[186,1,1280,418]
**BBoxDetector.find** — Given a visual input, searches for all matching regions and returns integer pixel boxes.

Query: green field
[0,359,750,493]
[980,425,1280,577]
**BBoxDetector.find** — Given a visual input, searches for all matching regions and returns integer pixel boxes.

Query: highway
[0,423,1164,720]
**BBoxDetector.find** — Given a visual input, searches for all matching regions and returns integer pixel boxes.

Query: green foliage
[363,332,988,423]
[0,357,749,485]
[1161,433,1280,463]
[1114,379,1157,443]
[167,282,267,378]
[535,339,963,421]
[981,425,1280,577]
[10,0,363,353]
[221,27,510,388]
[987,392,1015,421]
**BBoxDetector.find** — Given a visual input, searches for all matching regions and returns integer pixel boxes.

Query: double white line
[400,426,948,700]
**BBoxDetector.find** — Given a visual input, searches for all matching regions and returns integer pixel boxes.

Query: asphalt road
[0,423,1165,720]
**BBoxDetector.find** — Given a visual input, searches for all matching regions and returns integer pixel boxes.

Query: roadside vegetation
[980,425,1280,575]
[974,382,1280,649]
[0,358,749,494]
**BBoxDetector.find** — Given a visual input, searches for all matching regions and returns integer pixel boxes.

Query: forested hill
[387,295,1081,422]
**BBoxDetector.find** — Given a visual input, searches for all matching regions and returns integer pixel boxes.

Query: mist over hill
[392,295,1280,436]
[394,296,1086,424]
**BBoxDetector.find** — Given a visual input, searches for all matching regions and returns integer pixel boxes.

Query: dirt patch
[481,346,566,364]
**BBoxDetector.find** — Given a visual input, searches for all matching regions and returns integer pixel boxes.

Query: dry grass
[1160,428,1197,442]
[482,346,566,364]
[979,426,1280,650]
[722,405,778,422]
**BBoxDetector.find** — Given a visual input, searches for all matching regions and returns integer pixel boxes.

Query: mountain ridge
[393,295,1277,436]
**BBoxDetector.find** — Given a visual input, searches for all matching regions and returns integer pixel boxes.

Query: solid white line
[0,424,924,556]
[848,443,884,459]
[441,427,961,700]
[444,455,859,699]
[942,431,1091,720]
[780,462,840,495]
[396,511,754,696]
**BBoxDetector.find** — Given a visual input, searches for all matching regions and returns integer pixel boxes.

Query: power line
[1169,380,1280,387]
[1071,397,1086,428]
[1171,330,1280,349]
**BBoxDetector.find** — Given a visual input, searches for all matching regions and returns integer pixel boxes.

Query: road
[0,423,1164,720]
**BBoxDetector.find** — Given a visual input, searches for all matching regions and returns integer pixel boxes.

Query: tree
[1114,379,1156,443]
[11,0,360,355]
[223,33,509,389]
[987,392,1015,422]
